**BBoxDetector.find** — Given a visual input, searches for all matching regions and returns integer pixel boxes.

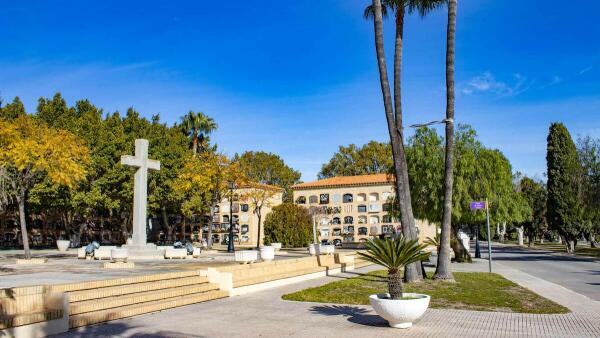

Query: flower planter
[111,248,129,263]
[56,240,70,252]
[271,243,282,251]
[428,252,438,266]
[369,293,430,329]
[235,250,258,264]
[259,246,275,262]
[320,244,335,255]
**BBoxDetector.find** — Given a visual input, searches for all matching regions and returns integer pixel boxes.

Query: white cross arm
[147,159,160,170]
[121,155,141,167]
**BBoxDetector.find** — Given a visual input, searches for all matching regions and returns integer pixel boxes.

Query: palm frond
[357,237,430,271]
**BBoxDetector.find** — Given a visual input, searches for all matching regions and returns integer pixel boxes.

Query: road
[483,242,600,300]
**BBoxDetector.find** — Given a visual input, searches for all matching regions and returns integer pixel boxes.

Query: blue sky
[1,0,599,181]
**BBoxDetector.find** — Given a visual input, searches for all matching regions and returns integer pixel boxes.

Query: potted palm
[357,237,430,329]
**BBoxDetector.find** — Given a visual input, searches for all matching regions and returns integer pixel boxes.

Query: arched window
[357,193,367,202]
[344,216,354,224]
[222,215,230,223]
[343,193,353,203]
[332,217,341,225]
[309,195,318,204]
[332,228,342,236]
[296,196,306,204]
[241,224,249,234]
[369,216,379,224]
[382,215,392,223]
[358,227,368,235]
[369,193,379,202]
[358,216,367,224]
[357,205,367,213]
[332,194,341,203]
[320,217,329,225]
[381,191,391,201]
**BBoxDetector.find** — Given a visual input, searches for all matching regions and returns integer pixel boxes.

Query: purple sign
[470,201,486,210]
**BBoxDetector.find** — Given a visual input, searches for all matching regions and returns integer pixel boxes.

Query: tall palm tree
[366,0,442,282]
[180,111,217,157]
[434,0,457,281]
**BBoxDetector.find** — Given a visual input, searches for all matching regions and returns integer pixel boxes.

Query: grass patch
[282,270,569,314]
[528,242,600,259]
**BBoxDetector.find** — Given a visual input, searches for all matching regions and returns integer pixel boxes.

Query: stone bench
[164,248,187,259]
[93,246,118,260]
[235,250,258,264]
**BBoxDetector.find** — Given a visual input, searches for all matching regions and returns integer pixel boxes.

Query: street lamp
[227,181,236,253]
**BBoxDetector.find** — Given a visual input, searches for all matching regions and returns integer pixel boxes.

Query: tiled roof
[291,173,394,190]
[240,182,284,192]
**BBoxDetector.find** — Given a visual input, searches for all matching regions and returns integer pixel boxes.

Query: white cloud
[579,66,592,75]
[461,72,530,97]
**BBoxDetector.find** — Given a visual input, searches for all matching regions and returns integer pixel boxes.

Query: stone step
[69,289,228,328]
[0,310,63,330]
[67,276,209,302]
[69,283,220,315]
[51,270,201,293]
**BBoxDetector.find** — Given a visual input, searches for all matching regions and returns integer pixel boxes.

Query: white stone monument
[121,139,164,259]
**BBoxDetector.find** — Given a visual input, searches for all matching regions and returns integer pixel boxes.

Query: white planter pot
[428,252,438,266]
[369,293,430,329]
[320,244,335,255]
[308,244,319,256]
[271,243,282,251]
[56,240,70,252]
[260,246,275,262]
[235,250,258,264]
[111,248,129,262]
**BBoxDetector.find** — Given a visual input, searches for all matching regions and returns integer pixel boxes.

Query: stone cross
[121,139,160,247]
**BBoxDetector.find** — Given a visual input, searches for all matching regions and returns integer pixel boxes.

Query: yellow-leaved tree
[241,184,281,249]
[0,116,89,259]
[171,152,247,247]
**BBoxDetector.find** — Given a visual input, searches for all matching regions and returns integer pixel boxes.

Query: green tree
[234,151,301,202]
[0,97,26,120]
[518,176,547,246]
[319,141,392,179]
[241,184,281,249]
[546,123,585,253]
[263,203,313,248]
[576,135,600,247]
[180,111,217,157]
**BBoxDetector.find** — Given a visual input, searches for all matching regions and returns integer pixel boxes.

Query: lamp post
[227,181,236,253]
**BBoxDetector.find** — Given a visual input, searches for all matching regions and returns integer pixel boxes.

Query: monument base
[122,243,165,260]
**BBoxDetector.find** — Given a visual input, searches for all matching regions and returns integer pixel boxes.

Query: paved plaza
[50,250,600,338]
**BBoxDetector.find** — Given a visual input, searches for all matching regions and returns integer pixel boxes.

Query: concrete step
[69,289,228,328]
[0,310,63,330]
[51,270,201,293]
[67,276,209,302]
[69,283,220,315]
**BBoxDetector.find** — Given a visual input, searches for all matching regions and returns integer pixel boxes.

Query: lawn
[282,270,569,314]
[529,242,600,259]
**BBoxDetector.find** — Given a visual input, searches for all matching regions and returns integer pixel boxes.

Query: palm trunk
[388,269,403,300]
[371,0,420,283]
[17,191,31,259]
[192,128,198,157]
[434,0,457,281]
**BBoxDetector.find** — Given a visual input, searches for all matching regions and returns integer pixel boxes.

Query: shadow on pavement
[309,305,388,327]
[491,246,596,263]
[51,322,206,338]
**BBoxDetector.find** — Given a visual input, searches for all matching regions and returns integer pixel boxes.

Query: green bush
[263,203,312,248]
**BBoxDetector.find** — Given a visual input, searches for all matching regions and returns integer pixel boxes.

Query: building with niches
[291,174,436,245]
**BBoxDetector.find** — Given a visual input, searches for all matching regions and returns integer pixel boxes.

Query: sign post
[470,200,492,273]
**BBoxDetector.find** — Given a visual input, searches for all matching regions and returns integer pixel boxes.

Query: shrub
[263,203,312,248]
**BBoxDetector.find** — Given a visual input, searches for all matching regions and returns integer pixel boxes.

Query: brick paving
[56,262,600,338]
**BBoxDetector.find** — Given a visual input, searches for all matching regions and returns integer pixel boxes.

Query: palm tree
[366,0,442,282]
[180,111,217,157]
[357,237,429,299]
[434,0,457,281]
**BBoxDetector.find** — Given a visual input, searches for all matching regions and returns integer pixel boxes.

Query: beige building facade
[291,174,436,245]
[206,184,284,247]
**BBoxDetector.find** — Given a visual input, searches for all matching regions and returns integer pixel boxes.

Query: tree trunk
[256,209,262,249]
[434,0,457,281]
[161,205,169,237]
[192,128,198,157]
[387,269,403,300]
[17,192,31,259]
[371,0,420,283]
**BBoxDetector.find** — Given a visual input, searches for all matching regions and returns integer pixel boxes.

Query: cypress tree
[546,123,583,252]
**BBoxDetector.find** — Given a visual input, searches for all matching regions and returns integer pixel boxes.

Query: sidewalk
[56,262,600,338]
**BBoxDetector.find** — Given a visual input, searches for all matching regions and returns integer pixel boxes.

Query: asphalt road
[482,243,600,301]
